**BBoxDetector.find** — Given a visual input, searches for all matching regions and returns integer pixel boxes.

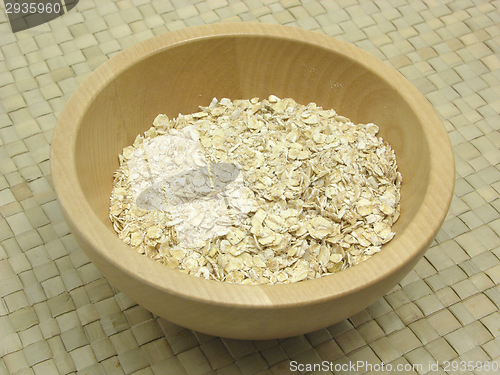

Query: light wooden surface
[51,22,454,339]
[1,0,499,373]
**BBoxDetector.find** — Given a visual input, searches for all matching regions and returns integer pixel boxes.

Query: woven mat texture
[1,0,500,374]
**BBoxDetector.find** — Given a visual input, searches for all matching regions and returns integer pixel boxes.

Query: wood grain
[51,23,454,339]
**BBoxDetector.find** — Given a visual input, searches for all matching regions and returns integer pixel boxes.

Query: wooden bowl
[51,23,454,339]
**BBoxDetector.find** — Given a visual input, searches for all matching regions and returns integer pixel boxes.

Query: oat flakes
[109,96,402,284]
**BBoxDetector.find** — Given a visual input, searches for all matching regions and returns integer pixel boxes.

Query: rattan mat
[0,0,499,374]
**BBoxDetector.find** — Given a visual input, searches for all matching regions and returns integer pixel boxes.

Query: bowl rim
[51,22,455,308]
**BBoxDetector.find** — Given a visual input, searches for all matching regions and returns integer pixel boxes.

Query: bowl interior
[75,35,430,235]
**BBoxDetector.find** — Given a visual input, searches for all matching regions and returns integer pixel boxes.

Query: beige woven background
[0,0,499,374]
